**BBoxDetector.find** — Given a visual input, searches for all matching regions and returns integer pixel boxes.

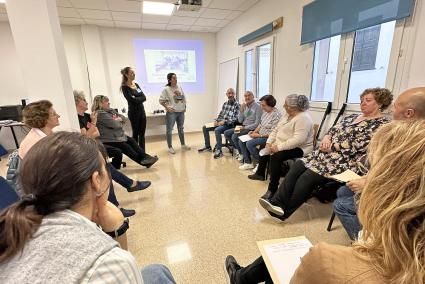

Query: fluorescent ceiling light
[143,1,175,16]
[0,0,6,3]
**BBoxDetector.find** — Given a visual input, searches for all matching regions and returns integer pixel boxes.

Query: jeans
[272,160,331,219]
[333,186,362,240]
[233,256,272,284]
[104,144,123,170]
[108,163,133,189]
[224,128,250,154]
[107,183,119,207]
[129,109,147,151]
[214,124,232,150]
[141,264,176,284]
[166,112,186,148]
[239,137,267,164]
[104,136,147,165]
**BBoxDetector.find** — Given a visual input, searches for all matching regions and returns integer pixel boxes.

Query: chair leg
[327,212,336,232]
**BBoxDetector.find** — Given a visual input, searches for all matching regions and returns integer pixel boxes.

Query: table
[146,113,166,128]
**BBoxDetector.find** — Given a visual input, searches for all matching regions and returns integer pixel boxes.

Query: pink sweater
[18,128,47,159]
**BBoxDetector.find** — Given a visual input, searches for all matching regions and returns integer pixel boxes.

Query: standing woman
[159,73,191,154]
[121,67,147,150]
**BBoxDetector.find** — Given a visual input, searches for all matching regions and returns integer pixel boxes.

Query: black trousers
[272,160,331,219]
[267,148,304,193]
[234,256,272,284]
[104,144,123,169]
[104,136,147,165]
[129,110,147,151]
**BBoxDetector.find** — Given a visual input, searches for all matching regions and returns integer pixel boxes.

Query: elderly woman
[92,95,158,168]
[238,95,281,170]
[249,95,314,191]
[259,88,393,220]
[0,132,176,283]
[225,120,425,284]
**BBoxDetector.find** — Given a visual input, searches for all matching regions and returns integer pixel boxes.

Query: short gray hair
[73,90,86,105]
[285,94,309,111]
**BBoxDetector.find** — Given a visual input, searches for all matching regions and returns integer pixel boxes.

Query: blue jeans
[202,124,232,149]
[141,264,176,284]
[333,186,362,240]
[166,112,185,148]
[239,137,267,164]
[224,128,250,154]
[108,163,133,189]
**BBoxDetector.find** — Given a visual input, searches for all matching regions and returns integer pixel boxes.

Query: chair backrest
[0,176,19,211]
[312,124,319,148]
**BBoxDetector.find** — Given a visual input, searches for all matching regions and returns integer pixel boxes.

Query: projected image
[134,39,205,94]
[144,49,197,83]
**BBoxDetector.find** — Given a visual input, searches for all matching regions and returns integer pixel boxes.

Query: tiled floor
[0,132,350,283]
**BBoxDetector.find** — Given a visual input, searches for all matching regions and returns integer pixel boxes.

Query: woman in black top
[121,67,147,150]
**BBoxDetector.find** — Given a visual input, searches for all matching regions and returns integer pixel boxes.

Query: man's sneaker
[224,255,241,284]
[258,197,284,216]
[260,190,273,200]
[198,146,212,153]
[120,208,136,217]
[140,156,159,168]
[168,147,176,154]
[252,164,258,173]
[237,154,244,162]
[213,149,223,159]
[127,181,151,192]
[248,173,265,181]
[239,163,254,170]
[182,145,191,151]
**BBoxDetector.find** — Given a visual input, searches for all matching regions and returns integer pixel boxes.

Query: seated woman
[248,95,314,196]
[259,88,393,220]
[92,95,158,168]
[0,132,176,283]
[238,95,281,171]
[225,120,425,284]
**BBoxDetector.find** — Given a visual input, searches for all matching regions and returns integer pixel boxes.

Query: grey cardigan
[96,109,127,143]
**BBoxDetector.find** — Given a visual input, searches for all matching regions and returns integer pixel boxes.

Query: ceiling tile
[60,17,85,25]
[107,0,141,12]
[225,10,243,20]
[189,25,217,32]
[166,24,190,32]
[85,19,114,27]
[202,0,213,7]
[168,16,197,25]
[237,0,259,11]
[56,0,73,8]
[115,21,141,29]
[0,13,8,22]
[209,0,245,10]
[112,11,141,22]
[70,0,109,10]
[78,9,112,20]
[141,14,170,24]
[57,7,80,18]
[200,8,231,19]
[216,19,230,28]
[142,22,167,30]
[194,17,220,27]
[173,7,205,18]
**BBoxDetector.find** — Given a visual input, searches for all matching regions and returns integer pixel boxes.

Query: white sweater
[267,111,314,155]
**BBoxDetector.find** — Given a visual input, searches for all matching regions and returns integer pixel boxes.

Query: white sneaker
[237,154,243,162]
[168,147,176,154]
[239,163,254,170]
[252,164,258,173]
[182,145,191,151]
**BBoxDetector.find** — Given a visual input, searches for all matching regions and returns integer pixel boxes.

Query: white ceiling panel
[85,19,114,27]
[70,0,109,10]
[106,0,141,12]
[209,0,246,10]
[56,0,73,8]
[237,0,259,11]
[173,8,205,18]
[57,7,80,18]
[189,25,219,32]
[141,14,170,24]
[78,9,112,20]
[115,21,141,29]
[194,17,220,27]
[201,8,231,19]
[166,24,190,32]
[60,17,85,25]
[225,10,243,20]
[168,16,197,25]
[112,11,141,22]
[216,19,230,28]
[142,22,167,30]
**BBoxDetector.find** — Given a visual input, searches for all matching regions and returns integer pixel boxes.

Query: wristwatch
[105,218,129,238]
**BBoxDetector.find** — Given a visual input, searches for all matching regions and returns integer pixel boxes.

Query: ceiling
[0,0,260,32]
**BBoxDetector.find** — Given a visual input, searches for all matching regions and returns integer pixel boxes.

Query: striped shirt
[217,100,240,125]
[258,107,282,136]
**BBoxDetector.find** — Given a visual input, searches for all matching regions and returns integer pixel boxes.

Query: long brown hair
[0,132,105,262]
[354,120,425,283]
[120,67,131,90]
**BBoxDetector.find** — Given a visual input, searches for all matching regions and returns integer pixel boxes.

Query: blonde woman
[225,120,425,283]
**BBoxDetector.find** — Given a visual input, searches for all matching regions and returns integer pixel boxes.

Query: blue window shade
[301,0,415,45]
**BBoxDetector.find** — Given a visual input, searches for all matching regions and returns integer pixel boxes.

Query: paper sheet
[257,236,312,284]
[330,170,361,183]
[204,122,215,128]
[238,134,252,142]
[259,148,271,156]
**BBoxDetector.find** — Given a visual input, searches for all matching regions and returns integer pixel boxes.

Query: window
[245,50,253,92]
[310,35,341,102]
[347,21,396,103]
[256,43,271,98]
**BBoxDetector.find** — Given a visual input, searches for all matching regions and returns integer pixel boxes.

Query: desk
[146,113,166,128]
[0,122,27,149]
